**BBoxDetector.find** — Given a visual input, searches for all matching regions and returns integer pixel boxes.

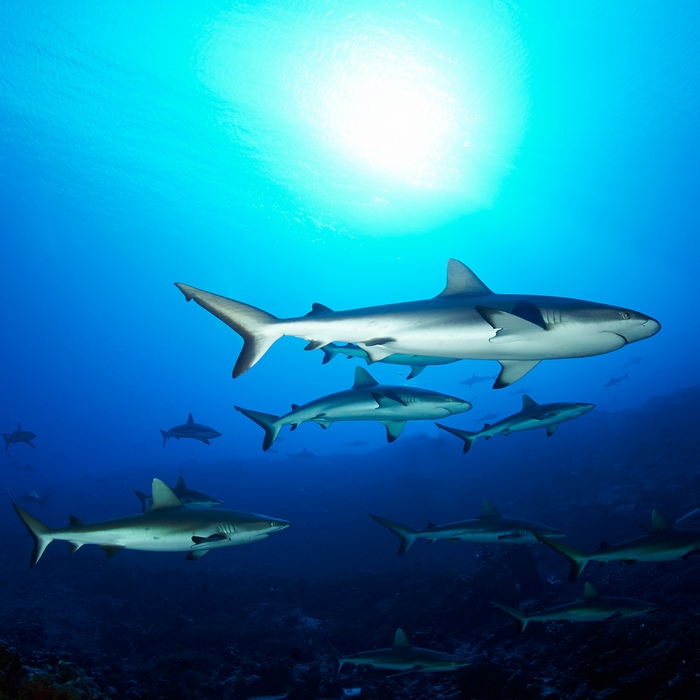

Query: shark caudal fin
[434,423,478,454]
[235,407,282,451]
[329,645,346,674]
[534,533,590,582]
[3,434,9,451]
[12,501,53,568]
[175,283,281,378]
[160,430,169,448]
[492,602,529,633]
[369,514,419,555]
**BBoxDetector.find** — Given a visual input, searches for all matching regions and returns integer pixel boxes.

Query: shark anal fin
[494,360,541,389]
[476,306,547,343]
[304,340,328,351]
[100,545,124,558]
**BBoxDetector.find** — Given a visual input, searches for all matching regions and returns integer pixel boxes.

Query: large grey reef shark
[536,511,700,581]
[160,413,222,447]
[174,259,661,389]
[12,478,290,567]
[319,341,459,379]
[133,475,224,512]
[435,395,595,454]
[3,424,37,451]
[235,366,472,450]
[370,499,564,555]
[493,582,656,632]
[332,628,470,676]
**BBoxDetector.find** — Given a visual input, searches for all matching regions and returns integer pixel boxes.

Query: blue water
[1,1,699,696]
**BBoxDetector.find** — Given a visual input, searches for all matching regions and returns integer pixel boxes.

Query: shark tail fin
[134,490,149,512]
[235,407,282,451]
[329,645,345,674]
[534,533,589,582]
[3,434,9,451]
[12,501,53,568]
[492,602,529,632]
[174,283,281,378]
[434,423,478,454]
[160,430,169,448]
[369,514,419,555]
[320,345,337,365]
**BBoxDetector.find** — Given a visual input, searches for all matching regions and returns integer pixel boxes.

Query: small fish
[160,413,222,447]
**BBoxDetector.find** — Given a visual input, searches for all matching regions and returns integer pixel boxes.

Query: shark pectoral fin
[476,306,546,343]
[494,360,541,389]
[605,612,624,621]
[381,421,406,442]
[201,438,211,445]
[192,534,227,545]
[620,559,636,565]
[406,365,425,379]
[498,533,522,540]
[313,416,333,429]
[186,549,210,560]
[371,391,407,408]
[100,545,124,558]
[384,390,408,406]
[546,424,559,437]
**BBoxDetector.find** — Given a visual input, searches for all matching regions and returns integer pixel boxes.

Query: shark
[12,478,290,567]
[622,355,643,368]
[493,582,656,632]
[370,499,564,555]
[435,395,595,454]
[320,342,459,379]
[535,511,700,581]
[459,373,495,387]
[174,259,660,389]
[235,366,472,450]
[286,448,317,459]
[332,628,470,675]
[134,475,224,511]
[604,372,629,388]
[3,424,36,451]
[19,490,50,506]
[160,413,222,447]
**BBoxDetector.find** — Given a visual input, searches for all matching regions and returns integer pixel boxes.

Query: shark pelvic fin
[477,306,546,344]
[479,499,501,518]
[494,360,541,389]
[186,549,210,560]
[149,479,183,511]
[393,629,411,647]
[353,367,379,389]
[100,545,124,558]
[436,259,492,298]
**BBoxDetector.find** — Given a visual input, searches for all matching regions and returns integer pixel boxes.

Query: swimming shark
[160,413,222,447]
[435,395,595,454]
[604,372,629,388]
[286,448,317,459]
[236,366,472,450]
[332,628,470,675]
[20,490,50,506]
[320,342,459,379]
[459,373,495,387]
[493,582,656,632]
[3,424,36,451]
[134,475,224,511]
[174,259,660,388]
[370,499,564,555]
[535,511,700,581]
[12,478,290,567]
[622,355,643,368]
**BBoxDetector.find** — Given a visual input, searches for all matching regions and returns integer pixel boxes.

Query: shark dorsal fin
[149,478,183,510]
[17,423,21,430]
[651,510,671,531]
[305,303,333,316]
[437,259,492,298]
[521,395,538,410]
[291,403,300,411]
[186,413,194,424]
[353,367,379,389]
[479,499,501,518]
[425,522,437,530]
[175,475,186,490]
[393,629,411,647]
[68,515,84,527]
[583,582,599,598]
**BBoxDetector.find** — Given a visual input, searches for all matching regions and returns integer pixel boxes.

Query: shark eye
[619,311,631,320]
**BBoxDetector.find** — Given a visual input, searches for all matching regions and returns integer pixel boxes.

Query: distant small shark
[370,499,564,555]
[622,356,643,368]
[472,412,498,423]
[160,413,222,447]
[436,395,595,454]
[236,366,472,450]
[604,372,629,388]
[332,628,470,675]
[493,582,656,632]
[175,259,660,389]
[20,490,50,506]
[134,475,224,511]
[3,424,36,451]
[536,511,700,581]
[320,342,459,379]
[459,373,495,387]
[12,478,290,566]
[286,448,317,459]
[344,439,368,447]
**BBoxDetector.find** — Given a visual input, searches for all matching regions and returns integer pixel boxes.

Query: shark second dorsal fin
[353,367,379,389]
[479,499,500,518]
[393,629,411,647]
[436,259,492,298]
[521,395,538,410]
[149,478,184,510]
[175,475,186,490]
[583,582,599,598]
[651,510,671,531]
[186,413,194,424]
